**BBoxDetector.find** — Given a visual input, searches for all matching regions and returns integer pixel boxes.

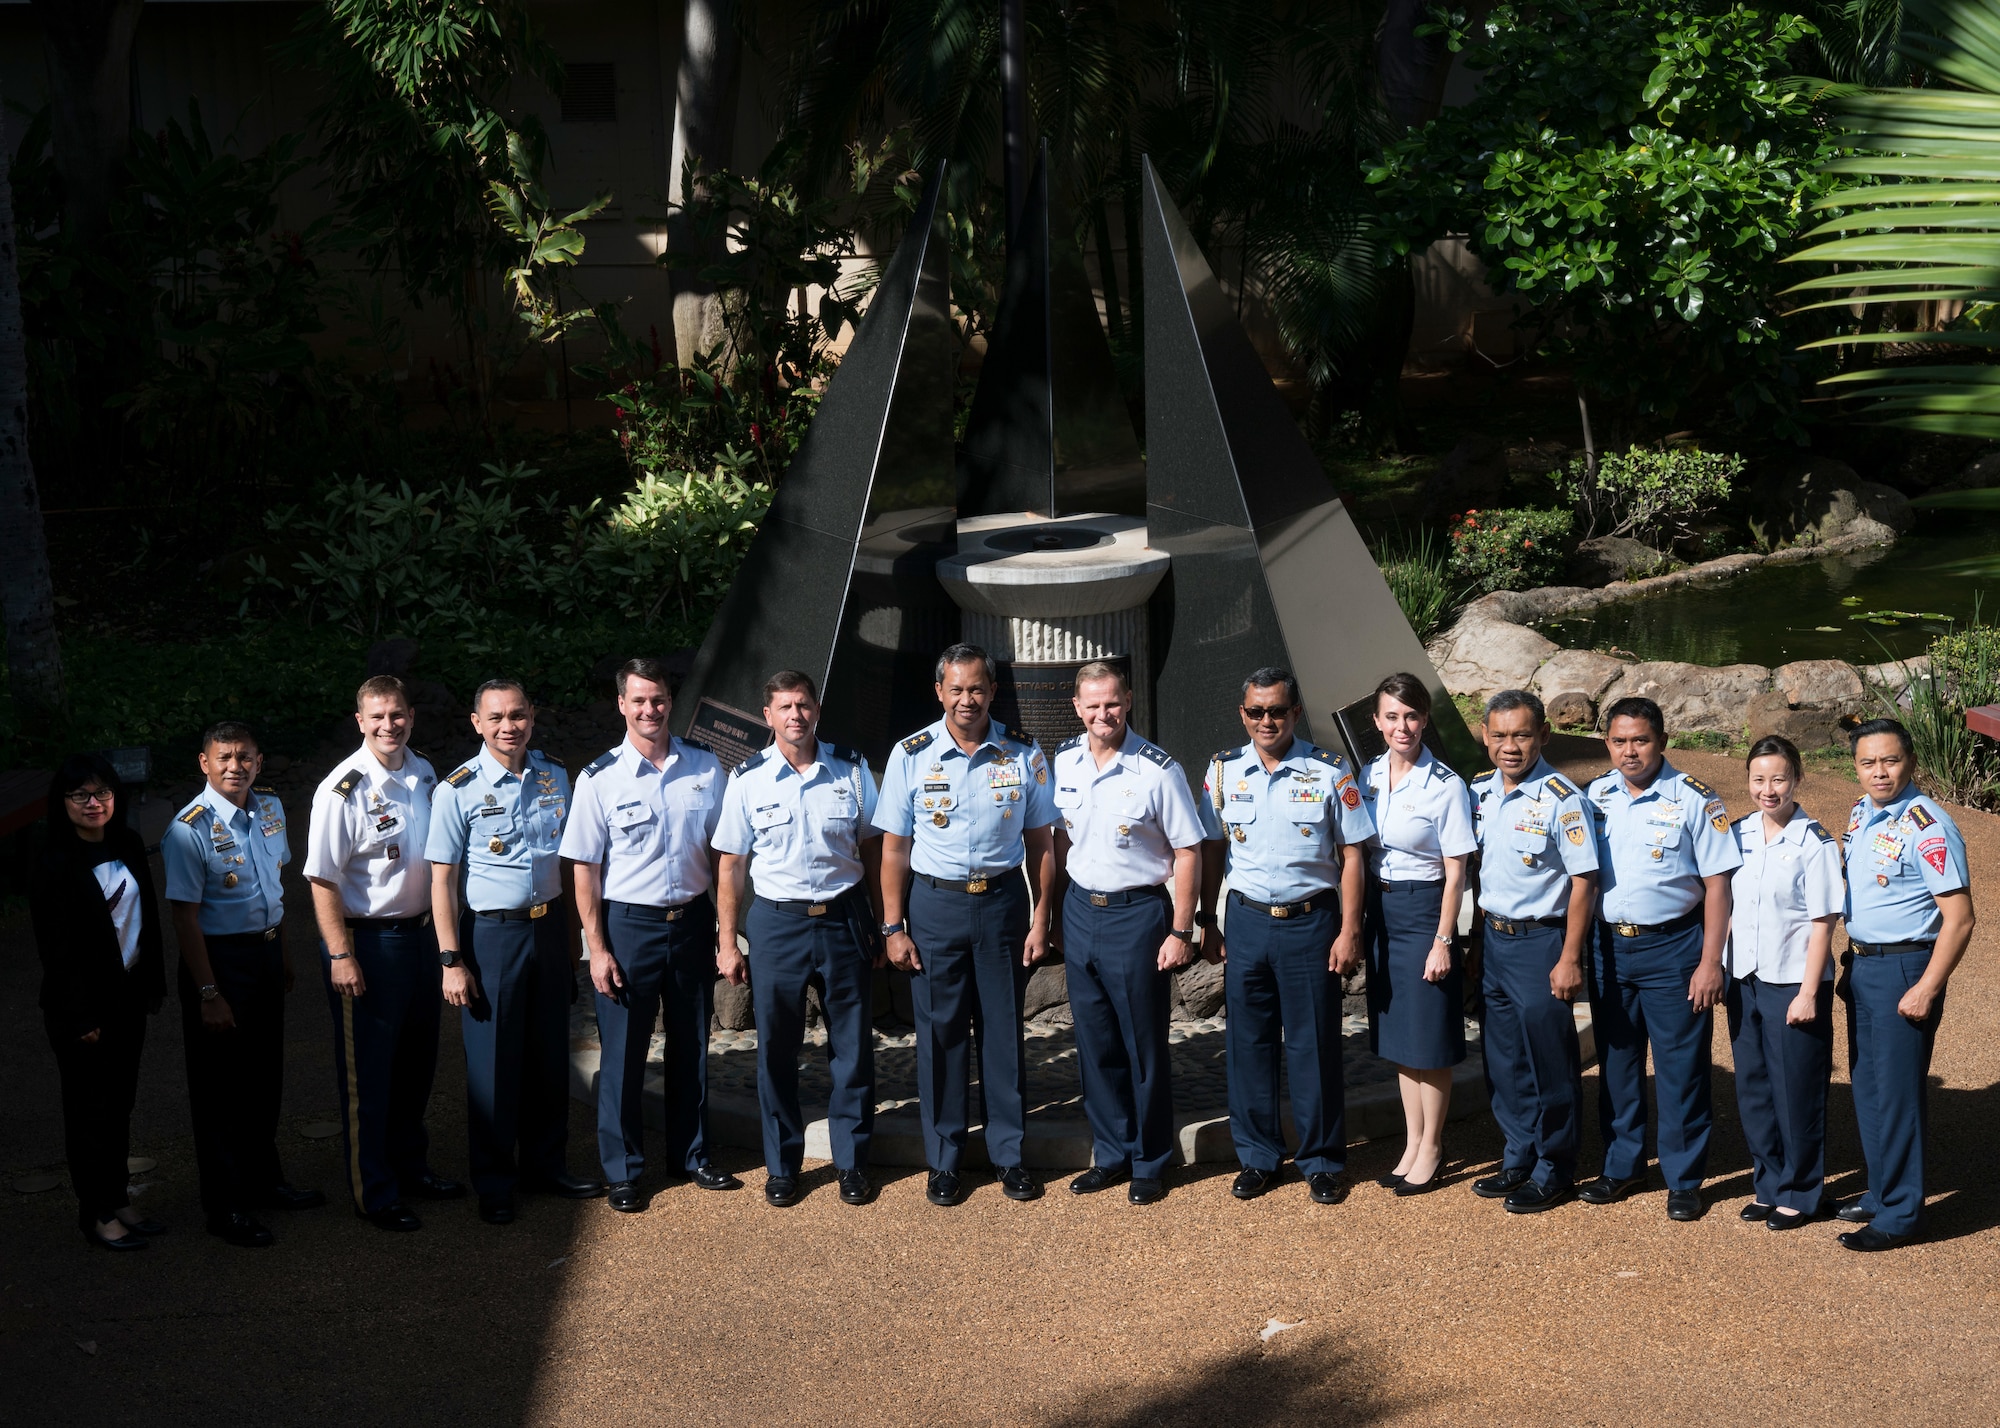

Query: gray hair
[1485,689,1546,724]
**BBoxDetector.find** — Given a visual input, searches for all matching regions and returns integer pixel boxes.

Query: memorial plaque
[684,697,774,772]
[1332,695,1459,774]
[991,655,1133,753]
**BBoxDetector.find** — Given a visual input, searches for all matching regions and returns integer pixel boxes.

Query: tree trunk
[666,0,741,370]
[0,98,67,724]
[30,0,143,243]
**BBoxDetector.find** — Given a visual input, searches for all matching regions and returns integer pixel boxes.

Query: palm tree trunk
[667,0,742,369]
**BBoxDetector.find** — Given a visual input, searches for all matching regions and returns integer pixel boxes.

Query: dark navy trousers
[180,930,289,1219]
[460,908,573,1196]
[1843,948,1945,1237]
[908,876,1031,1173]
[322,918,443,1213]
[596,899,717,1184]
[1224,898,1345,1176]
[1482,920,1583,1188]
[747,893,876,1176]
[1726,974,1832,1215]
[1590,919,1713,1189]
[1064,885,1176,1180]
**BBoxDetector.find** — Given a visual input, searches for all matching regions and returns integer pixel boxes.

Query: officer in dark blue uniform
[426,679,603,1224]
[872,643,1058,1207]
[1836,717,1976,1251]
[1196,667,1373,1205]
[714,669,884,1208]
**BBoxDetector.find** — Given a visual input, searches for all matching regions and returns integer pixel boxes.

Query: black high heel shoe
[81,1221,149,1253]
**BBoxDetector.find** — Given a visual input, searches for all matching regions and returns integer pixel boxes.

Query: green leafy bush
[1552,446,1742,548]
[1875,609,2000,807]
[1447,508,1575,595]
[1374,527,1456,640]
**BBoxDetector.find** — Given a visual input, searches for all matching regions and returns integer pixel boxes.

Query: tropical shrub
[1447,508,1576,595]
[1374,527,1455,640]
[1551,446,1742,548]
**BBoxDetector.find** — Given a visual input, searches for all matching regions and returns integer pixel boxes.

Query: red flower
[750,422,766,446]
[1523,539,1534,548]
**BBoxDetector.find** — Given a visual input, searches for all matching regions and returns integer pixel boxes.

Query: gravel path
[3,740,1996,1426]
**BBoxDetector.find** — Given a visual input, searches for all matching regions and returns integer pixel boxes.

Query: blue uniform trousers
[1224,898,1345,1175]
[1589,919,1713,1188]
[322,918,442,1213]
[1843,948,1944,1237]
[596,899,717,1184]
[1064,884,1176,1180]
[748,893,877,1176]
[180,930,289,1219]
[1482,920,1583,1188]
[907,876,1031,1172]
[460,908,573,1196]
[1726,975,1832,1215]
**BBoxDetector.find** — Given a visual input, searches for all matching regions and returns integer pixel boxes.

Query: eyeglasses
[1240,706,1295,722]
[65,788,115,807]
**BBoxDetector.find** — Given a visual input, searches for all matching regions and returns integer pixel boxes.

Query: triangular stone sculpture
[672,169,959,769]
[958,141,1144,519]
[1139,157,1478,774]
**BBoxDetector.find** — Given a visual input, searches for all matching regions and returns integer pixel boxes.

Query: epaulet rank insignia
[1544,774,1577,799]
[178,804,208,825]
[538,751,566,770]
[583,749,619,779]
[1810,822,1835,843]
[1905,804,1937,831]
[333,768,366,801]
[1005,726,1031,746]
[1211,748,1236,767]
[1138,741,1173,769]
[902,730,935,757]
[1059,734,1085,753]
[445,765,476,788]
[1681,773,1716,798]
[253,785,276,797]
[1307,746,1347,768]
[734,749,769,776]
[1470,768,1495,783]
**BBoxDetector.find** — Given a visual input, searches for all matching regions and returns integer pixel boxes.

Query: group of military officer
[156,645,1972,1250]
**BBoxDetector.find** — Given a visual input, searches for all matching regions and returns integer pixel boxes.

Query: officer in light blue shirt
[872,643,1058,1207]
[1467,690,1598,1213]
[1580,695,1741,1221]
[1835,717,1976,1251]
[425,678,598,1222]
[714,669,884,1209]
[1197,667,1373,1206]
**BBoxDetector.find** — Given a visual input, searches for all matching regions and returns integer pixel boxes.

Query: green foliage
[1373,527,1456,640]
[1552,446,1742,546]
[1370,0,1845,434]
[1446,508,1577,595]
[1930,620,2000,694]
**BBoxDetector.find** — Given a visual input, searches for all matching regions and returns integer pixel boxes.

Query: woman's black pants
[46,1007,146,1226]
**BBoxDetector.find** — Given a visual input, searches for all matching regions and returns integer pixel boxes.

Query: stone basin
[937,512,1170,618]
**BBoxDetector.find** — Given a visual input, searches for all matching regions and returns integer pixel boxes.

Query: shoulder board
[826,744,860,767]
[1680,773,1716,798]
[1211,748,1238,767]
[582,749,620,779]
[178,804,209,825]
[1059,734,1085,753]
[901,730,935,757]
[733,748,769,776]
[1433,762,1462,780]
[1004,725,1032,747]
[1470,768,1496,784]
[536,751,565,770]
[1903,803,1937,830]
[333,768,367,801]
[1809,822,1835,843]
[253,785,276,797]
[407,747,431,768]
[1137,741,1173,769]
[445,765,476,788]
[1543,774,1577,799]
[1307,746,1347,768]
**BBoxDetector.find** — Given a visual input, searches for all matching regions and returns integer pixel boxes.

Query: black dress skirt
[1365,879,1466,1070]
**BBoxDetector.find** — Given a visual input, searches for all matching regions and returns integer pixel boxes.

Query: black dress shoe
[405,1171,466,1201]
[839,1170,874,1205]
[607,1181,646,1213]
[82,1223,149,1252]
[1839,1225,1907,1252]
[1472,1167,1533,1199]
[926,1170,962,1207]
[1128,1177,1166,1205]
[365,1202,423,1232]
[477,1193,516,1225]
[259,1183,327,1212]
[765,1176,802,1208]
[1665,1189,1705,1221]
[1577,1173,1647,1205]
[117,1217,169,1236]
[998,1166,1042,1201]
[1503,1180,1574,1215]
[1767,1207,1812,1232]
[1070,1165,1130,1195]
[1835,1199,1876,1224]
[1740,1202,1775,1222]
[1394,1172,1445,1198]
[1374,1173,1406,1190]
[1232,1166,1279,1201]
[207,1212,274,1247]
[524,1172,605,1199]
[1308,1173,1348,1206]
[691,1164,743,1192]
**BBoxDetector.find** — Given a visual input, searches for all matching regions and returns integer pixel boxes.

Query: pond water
[1534,511,2000,668]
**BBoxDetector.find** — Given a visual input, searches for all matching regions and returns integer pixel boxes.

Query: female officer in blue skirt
[1360,672,1477,1195]
[1724,734,1844,1230]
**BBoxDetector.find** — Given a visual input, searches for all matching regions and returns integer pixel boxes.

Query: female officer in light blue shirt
[1360,672,1477,1196]
[1724,734,1844,1230]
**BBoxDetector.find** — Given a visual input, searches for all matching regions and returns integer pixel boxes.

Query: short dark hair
[763,669,819,704]
[1373,671,1432,720]
[472,678,529,712]
[1485,689,1546,725]
[356,674,409,710]
[1746,733,1802,779]
[201,720,258,752]
[1603,696,1665,738]
[1850,716,1914,757]
[616,658,671,698]
[1242,667,1301,708]
[935,642,997,687]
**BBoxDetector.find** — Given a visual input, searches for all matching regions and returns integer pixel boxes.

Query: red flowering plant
[1447,507,1576,595]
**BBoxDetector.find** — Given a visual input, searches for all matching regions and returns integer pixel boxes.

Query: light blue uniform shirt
[1843,784,1969,944]
[871,718,1057,879]
[1471,759,1599,920]
[713,740,880,902]
[1587,761,1742,925]
[1053,728,1206,892]
[1197,737,1373,903]
[424,747,570,912]
[558,737,722,906]
[163,786,289,936]
[1361,747,1477,882]
[1726,812,1844,983]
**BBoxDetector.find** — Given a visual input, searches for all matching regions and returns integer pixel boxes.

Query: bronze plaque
[991,655,1133,753]
[684,696,773,772]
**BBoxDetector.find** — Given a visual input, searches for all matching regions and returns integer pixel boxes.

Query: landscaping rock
[1600,660,1771,735]
[1532,648,1629,704]
[1773,659,1865,709]
[1569,536,1668,587]
[1422,433,1508,516]
[1172,960,1226,1021]
[1764,459,1914,546]
[1545,691,1596,729]
[1937,449,2000,492]
[1744,689,1844,748]
[1427,614,1558,698]
[1024,963,1068,1020]
[712,975,754,1031]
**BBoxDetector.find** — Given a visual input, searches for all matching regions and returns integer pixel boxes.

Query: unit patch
[1919,834,1949,875]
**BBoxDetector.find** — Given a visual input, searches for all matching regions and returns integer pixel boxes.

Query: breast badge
[932,812,949,828]
[489,837,507,854]
[222,871,239,889]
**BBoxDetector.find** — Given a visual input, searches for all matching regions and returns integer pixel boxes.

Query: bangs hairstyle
[44,752,130,849]
[1373,671,1432,720]
[1746,734,1802,779]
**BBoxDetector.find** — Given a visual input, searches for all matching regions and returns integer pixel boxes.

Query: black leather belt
[1231,889,1336,919]
[345,912,431,929]
[475,902,551,922]
[1851,939,1935,958]
[917,868,1020,895]
[1073,884,1167,908]
[609,900,695,922]
[758,893,858,918]
[1485,912,1565,937]
[1603,908,1703,939]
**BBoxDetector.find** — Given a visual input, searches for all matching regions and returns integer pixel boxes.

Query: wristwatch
[1169,927,1197,944]
[880,921,905,938]
[198,983,220,1002]
[1194,911,1216,930]
[439,948,461,968]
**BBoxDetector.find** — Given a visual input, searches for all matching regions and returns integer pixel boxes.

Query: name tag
[924,781,951,793]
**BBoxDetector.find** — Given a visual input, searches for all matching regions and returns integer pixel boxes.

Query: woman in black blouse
[29,754,167,1250]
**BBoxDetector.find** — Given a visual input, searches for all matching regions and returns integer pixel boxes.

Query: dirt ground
[2,739,1996,1428]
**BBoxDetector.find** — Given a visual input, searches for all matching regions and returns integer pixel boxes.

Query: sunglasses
[1240,706,1296,723]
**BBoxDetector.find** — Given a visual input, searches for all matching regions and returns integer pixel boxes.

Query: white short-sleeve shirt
[1725,811,1845,983]
[558,737,723,906]
[1053,728,1205,892]
[303,745,437,918]
[1361,748,1477,882]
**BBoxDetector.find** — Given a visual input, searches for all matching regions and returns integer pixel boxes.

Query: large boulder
[1773,659,1865,709]
[1569,536,1668,587]
[1024,963,1068,1020]
[1172,959,1226,1021]
[1532,648,1630,704]
[1935,449,2000,492]
[712,975,754,1031]
[1545,691,1596,729]
[1427,614,1558,698]
[1744,690,1844,748]
[1601,661,1771,735]
[1763,459,1913,546]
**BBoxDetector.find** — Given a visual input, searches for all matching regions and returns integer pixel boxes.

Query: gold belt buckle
[1089,892,1109,907]
[807,903,828,917]
[966,877,989,895]
[1615,921,1639,938]
[1271,904,1290,918]
[262,927,279,941]
[529,902,548,920]
[664,906,684,921]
